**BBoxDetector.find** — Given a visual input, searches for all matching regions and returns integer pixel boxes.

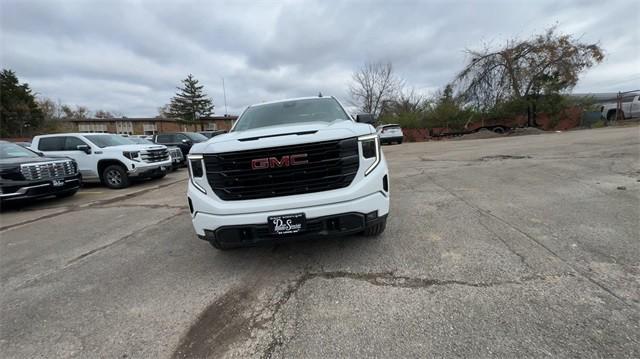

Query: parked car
[199,130,227,139]
[376,124,404,144]
[125,136,184,169]
[14,141,32,149]
[31,133,172,189]
[187,96,389,249]
[151,132,208,156]
[0,140,81,205]
[601,93,640,121]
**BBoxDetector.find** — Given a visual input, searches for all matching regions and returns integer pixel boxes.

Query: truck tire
[493,127,505,134]
[607,110,623,121]
[363,217,387,237]
[102,165,130,189]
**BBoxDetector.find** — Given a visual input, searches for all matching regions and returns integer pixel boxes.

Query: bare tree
[157,104,172,118]
[380,87,425,118]
[94,109,123,119]
[61,105,90,121]
[454,27,604,111]
[349,62,403,117]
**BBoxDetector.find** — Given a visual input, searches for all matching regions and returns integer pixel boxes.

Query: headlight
[358,133,380,176]
[187,154,206,194]
[123,151,141,162]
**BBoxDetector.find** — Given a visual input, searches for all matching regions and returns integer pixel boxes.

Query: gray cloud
[1,0,638,116]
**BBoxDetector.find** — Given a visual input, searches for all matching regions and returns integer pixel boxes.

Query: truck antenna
[222,77,228,115]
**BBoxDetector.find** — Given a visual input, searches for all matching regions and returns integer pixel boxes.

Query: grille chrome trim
[141,149,170,163]
[203,138,360,201]
[20,160,77,181]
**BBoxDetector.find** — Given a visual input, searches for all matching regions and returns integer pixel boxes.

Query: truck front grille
[20,160,77,181]
[142,149,169,163]
[203,138,360,200]
[168,148,183,160]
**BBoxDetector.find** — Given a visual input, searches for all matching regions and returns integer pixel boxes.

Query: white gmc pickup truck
[32,133,172,189]
[187,96,390,249]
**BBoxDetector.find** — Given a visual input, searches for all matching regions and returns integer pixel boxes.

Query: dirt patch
[509,127,546,136]
[455,128,503,141]
[172,287,255,359]
[479,155,532,161]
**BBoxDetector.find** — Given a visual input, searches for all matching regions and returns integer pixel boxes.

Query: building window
[116,121,133,135]
[78,123,107,133]
[143,122,157,135]
[206,122,217,130]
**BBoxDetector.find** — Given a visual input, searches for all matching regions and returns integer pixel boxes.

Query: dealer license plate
[268,213,306,235]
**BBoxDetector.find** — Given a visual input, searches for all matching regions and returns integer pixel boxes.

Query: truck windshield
[233,98,351,131]
[84,134,133,148]
[184,132,208,142]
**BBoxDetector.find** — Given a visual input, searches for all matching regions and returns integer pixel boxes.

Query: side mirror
[356,113,375,124]
[181,139,192,145]
[76,144,91,154]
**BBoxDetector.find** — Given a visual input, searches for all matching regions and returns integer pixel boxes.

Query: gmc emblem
[251,154,308,170]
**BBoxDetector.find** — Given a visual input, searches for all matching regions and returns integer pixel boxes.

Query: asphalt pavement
[1,126,639,358]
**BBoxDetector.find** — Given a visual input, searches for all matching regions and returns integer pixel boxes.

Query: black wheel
[363,217,387,237]
[493,127,505,134]
[55,189,78,198]
[607,110,619,122]
[398,139,403,144]
[102,165,130,189]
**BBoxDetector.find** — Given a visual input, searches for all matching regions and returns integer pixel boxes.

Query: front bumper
[199,212,387,246]
[128,161,172,177]
[188,158,390,238]
[380,136,403,143]
[0,175,81,202]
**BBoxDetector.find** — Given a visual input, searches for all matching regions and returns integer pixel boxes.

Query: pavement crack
[65,209,186,267]
[11,209,187,291]
[257,270,572,358]
[425,175,636,308]
[99,203,187,210]
[477,217,531,269]
[0,178,187,232]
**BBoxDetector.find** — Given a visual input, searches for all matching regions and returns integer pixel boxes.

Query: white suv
[376,124,404,144]
[31,133,172,189]
[187,96,390,249]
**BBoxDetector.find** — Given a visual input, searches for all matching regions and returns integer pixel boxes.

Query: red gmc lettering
[251,158,269,169]
[269,156,290,168]
[290,153,308,165]
[251,154,308,170]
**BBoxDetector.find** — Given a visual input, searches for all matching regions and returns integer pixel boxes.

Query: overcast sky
[1,0,638,117]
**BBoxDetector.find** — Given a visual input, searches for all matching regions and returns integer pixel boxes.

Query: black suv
[0,141,81,205]
[151,132,208,156]
[199,130,227,139]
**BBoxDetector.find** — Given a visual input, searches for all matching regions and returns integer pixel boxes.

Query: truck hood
[0,155,73,169]
[101,144,167,152]
[191,120,374,154]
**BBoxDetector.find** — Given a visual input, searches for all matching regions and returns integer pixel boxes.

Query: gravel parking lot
[1,126,639,358]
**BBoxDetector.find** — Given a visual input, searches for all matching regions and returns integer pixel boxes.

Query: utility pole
[222,77,228,115]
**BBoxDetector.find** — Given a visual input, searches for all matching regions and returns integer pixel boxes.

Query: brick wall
[67,117,237,135]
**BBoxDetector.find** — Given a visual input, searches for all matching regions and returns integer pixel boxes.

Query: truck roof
[248,96,338,108]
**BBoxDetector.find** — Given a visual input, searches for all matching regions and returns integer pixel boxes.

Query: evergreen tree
[168,74,214,122]
[0,69,44,137]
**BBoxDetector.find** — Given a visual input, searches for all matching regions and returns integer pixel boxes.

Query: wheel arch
[97,159,128,180]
